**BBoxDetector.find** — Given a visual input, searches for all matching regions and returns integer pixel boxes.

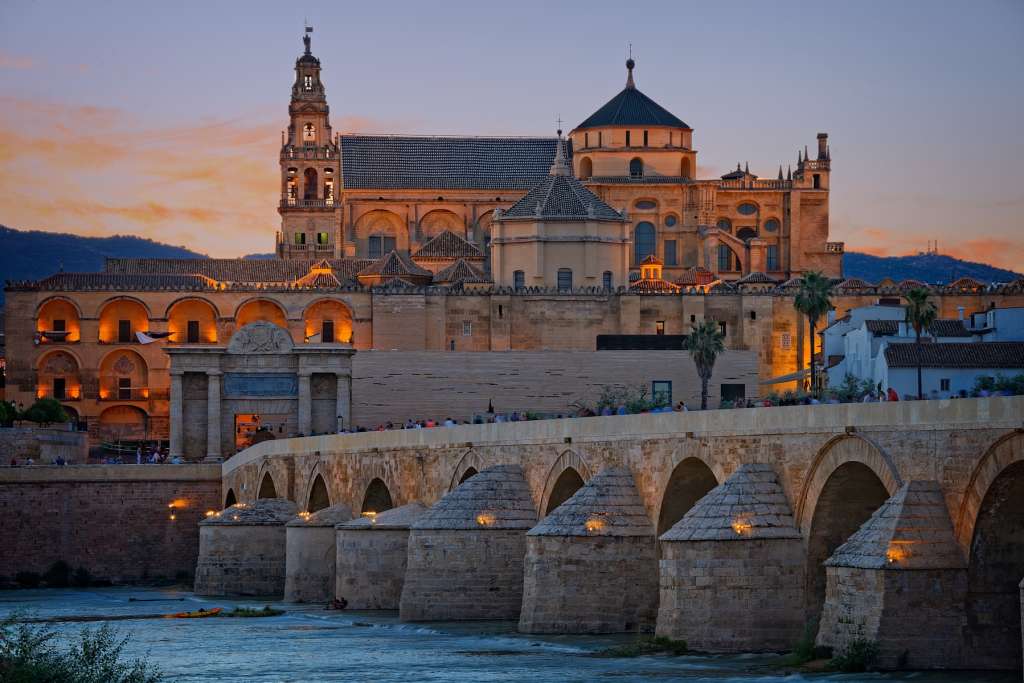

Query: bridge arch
[799,434,899,622]
[361,477,394,514]
[257,470,279,499]
[448,449,488,492]
[959,431,1024,669]
[224,488,237,508]
[306,473,331,513]
[656,455,719,536]
[539,450,592,517]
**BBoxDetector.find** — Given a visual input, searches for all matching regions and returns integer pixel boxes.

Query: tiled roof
[866,320,900,336]
[929,319,972,338]
[29,272,214,291]
[948,276,985,290]
[294,271,344,288]
[837,277,874,289]
[575,69,689,130]
[411,230,484,260]
[501,174,624,221]
[356,250,432,278]
[675,267,715,286]
[434,258,487,285]
[735,271,778,285]
[630,278,680,292]
[897,279,927,290]
[104,257,372,283]
[821,314,852,332]
[884,341,1024,369]
[339,135,566,190]
[640,254,663,266]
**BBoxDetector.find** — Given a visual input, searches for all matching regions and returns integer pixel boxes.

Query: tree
[0,401,17,427]
[904,287,938,400]
[794,271,833,392]
[22,398,69,426]
[685,320,725,410]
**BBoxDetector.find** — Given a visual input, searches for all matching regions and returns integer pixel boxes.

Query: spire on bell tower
[303,24,312,55]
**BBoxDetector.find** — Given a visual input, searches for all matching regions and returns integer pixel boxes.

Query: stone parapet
[335,503,426,609]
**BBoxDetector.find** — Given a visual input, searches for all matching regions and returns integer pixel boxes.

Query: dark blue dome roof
[575,61,689,130]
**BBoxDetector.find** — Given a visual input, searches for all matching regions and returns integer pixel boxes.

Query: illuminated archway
[36,297,82,343]
[167,298,218,344]
[98,349,149,401]
[36,350,82,401]
[98,298,149,344]
[303,299,352,343]
[236,299,288,329]
[97,405,148,442]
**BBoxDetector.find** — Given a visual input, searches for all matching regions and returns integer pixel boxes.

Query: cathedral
[8,28,1018,458]
[276,29,842,286]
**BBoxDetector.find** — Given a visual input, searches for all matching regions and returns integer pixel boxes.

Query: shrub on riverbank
[222,605,284,618]
[595,636,688,657]
[0,615,162,682]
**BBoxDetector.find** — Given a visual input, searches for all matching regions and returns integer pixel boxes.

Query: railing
[802,159,830,171]
[718,179,793,190]
[35,388,81,401]
[281,145,337,161]
[97,387,168,402]
[281,198,336,209]
[826,242,845,253]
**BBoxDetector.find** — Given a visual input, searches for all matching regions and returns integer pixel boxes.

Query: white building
[824,304,1024,399]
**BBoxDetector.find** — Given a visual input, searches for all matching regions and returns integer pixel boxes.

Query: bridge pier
[399,465,536,621]
[194,499,296,596]
[284,503,353,603]
[656,464,805,652]
[816,481,967,669]
[335,503,426,609]
[519,468,657,634]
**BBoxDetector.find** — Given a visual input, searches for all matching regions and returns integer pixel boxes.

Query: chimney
[817,133,828,160]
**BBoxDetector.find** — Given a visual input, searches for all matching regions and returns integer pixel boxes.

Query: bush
[830,638,878,672]
[595,636,688,658]
[582,383,668,415]
[14,572,41,589]
[222,605,284,618]
[783,622,831,666]
[71,567,92,588]
[21,398,69,426]
[0,401,17,427]
[43,562,71,588]
[0,614,162,682]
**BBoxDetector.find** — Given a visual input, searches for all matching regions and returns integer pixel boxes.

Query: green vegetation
[685,320,726,410]
[973,373,1024,396]
[794,270,834,392]
[829,638,878,672]
[904,287,938,399]
[221,605,284,618]
[0,401,18,427]
[594,636,688,658]
[0,615,162,682]
[779,622,831,666]
[21,398,69,425]
[585,383,670,415]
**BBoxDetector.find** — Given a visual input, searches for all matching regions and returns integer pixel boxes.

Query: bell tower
[277,26,340,259]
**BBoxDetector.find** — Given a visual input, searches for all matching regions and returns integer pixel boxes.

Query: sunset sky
[1,1,1022,268]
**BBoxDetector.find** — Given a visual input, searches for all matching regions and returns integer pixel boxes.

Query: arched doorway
[458,467,478,485]
[657,458,718,535]
[805,461,889,621]
[361,478,393,514]
[307,474,331,513]
[303,168,318,200]
[545,468,584,515]
[966,459,1024,669]
[224,488,237,508]
[258,472,278,499]
[167,298,218,344]
[303,299,353,344]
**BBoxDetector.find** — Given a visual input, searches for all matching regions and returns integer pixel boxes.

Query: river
[0,588,1013,682]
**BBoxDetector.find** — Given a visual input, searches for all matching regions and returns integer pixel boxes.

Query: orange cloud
[0,51,34,70]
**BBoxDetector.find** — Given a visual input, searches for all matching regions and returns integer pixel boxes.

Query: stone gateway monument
[167,321,355,460]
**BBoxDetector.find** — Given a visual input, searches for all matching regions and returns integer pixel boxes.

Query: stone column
[335,373,351,432]
[169,371,184,459]
[298,372,312,436]
[205,371,222,462]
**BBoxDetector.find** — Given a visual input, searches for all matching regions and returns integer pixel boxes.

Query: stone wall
[0,426,87,464]
[335,528,410,609]
[0,464,220,583]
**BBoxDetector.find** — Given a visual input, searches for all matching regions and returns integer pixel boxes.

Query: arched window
[557,269,573,291]
[303,75,313,91]
[513,270,525,289]
[718,244,736,271]
[579,157,593,179]
[303,168,318,200]
[634,222,656,264]
[629,157,644,178]
[602,271,613,290]
[303,123,316,142]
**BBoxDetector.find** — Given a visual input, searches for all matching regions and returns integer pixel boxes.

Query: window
[53,377,66,401]
[498,305,503,319]
[625,131,631,146]
[449,339,456,351]
[513,270,525,289]
[629,157,643,177]
[322,320,335,343]
[664,240,677,266]
[303,123,316,141]
[294,232,306,245]
[718,321,727,337]
[780,332,792,350]
[716,218,731,231]
[718,244,734,271]
[118,377,131,400]
[557,268,573,291]
[635,200,657,210]
[118,320,132,343]
[766,244,779,272]
[749,310,757,321]
[652,380,672,406]
[584,132,589,148]
[813,174,821,189]
[720,383,745,401]
[462,321,472,337]
[656,321,665,335]
[317,232,330,246]
[690,314,696,323]
[303,75,313,90]
[53,319,66,332]
[737,203,757,215]
[643,130,649,146]
[602,271,613,290]
[940,378,951,392]
[763,218,780,233]
[664,215,677,227]
[187,320,200,344]
[368,235,395,258]
[598,131,602,147]
[634,222,656,264]
[579,157,593,179]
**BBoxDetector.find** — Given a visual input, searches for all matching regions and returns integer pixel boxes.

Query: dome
[575,59,689,131]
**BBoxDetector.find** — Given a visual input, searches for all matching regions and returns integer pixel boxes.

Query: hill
[841,251,1021,285]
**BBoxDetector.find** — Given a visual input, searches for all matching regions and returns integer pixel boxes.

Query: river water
[0,588,1013,682]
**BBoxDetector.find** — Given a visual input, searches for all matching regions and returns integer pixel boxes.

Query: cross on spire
[556,114,563,136]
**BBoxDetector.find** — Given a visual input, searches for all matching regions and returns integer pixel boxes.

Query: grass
[829,638,878,672]
[778,622,832,667]
[220,605,284,618]
[594,636,688,658]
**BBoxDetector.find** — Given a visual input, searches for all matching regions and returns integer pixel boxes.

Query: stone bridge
[220,396,1024,670]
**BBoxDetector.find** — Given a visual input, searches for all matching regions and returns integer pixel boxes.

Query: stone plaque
[224,373,298,397]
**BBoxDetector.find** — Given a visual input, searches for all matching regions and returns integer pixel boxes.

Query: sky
[1,0,1022,267]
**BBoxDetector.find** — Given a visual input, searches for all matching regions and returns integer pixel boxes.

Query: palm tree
[904,287,938,400]
[794,271,833,393]
[686,320,726,410]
